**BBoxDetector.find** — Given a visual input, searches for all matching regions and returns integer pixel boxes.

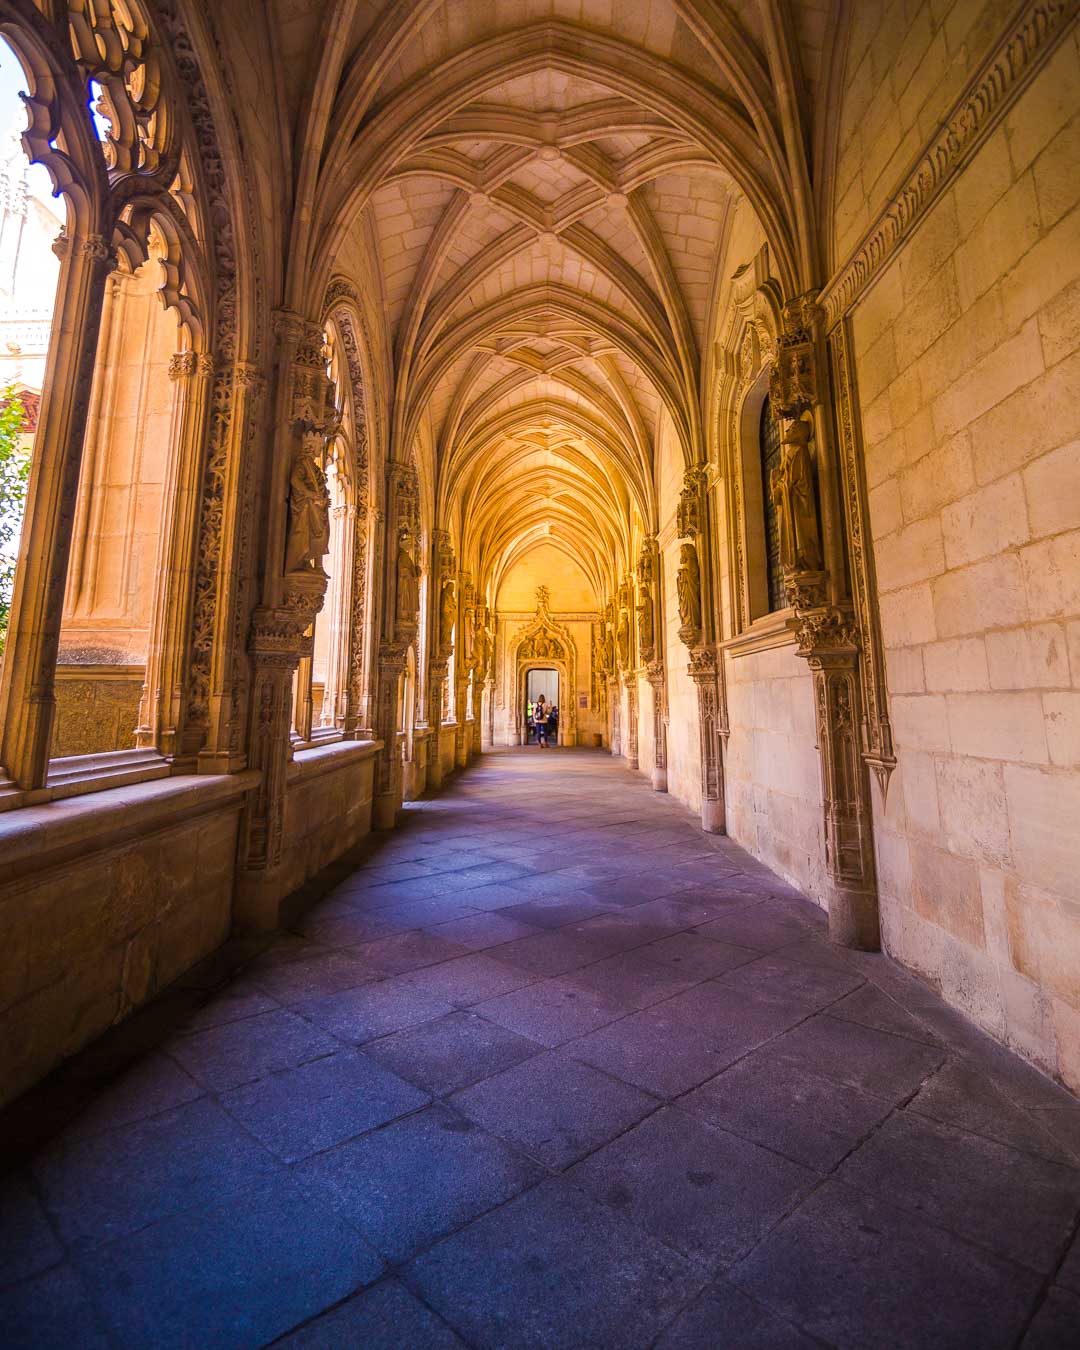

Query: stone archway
[509,611,578,746]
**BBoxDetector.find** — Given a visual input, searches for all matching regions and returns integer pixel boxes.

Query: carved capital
[783,568,829,611]
[169,351,198,381]
[81,233,116,270]
[687,646,717,684]
[794,605,860,665]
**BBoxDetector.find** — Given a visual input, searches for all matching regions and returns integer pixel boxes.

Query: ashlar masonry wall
[848,20,1080,1089]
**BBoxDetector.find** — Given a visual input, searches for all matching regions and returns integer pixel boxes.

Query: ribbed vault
[279,0,827,609]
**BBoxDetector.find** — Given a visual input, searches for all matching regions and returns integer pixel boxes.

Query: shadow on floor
[2,748,1079,1348]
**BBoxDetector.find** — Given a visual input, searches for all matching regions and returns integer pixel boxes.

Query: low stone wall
[439,724,457,776]
[0,774,254,1107]
[0,742,384,1106]
[50,665,144,757]
[279,742,377,897]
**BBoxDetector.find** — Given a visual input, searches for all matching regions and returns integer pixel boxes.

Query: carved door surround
[509,593,578,747]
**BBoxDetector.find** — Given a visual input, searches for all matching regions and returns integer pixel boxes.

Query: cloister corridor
[2,748,1078,1349]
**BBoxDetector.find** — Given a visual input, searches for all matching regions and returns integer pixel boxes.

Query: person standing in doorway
[534,694,549,748]
[548,703,559,746]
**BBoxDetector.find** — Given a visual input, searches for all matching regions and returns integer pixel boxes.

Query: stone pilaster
[647,661,667,793]
[773,293,880,949]
[688,647,724,834]
[372,641,407,829]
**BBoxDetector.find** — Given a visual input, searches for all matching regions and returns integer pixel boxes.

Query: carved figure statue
[616,608,630,668]
[474,621,492,677]
[601,625,614,672]
[439,579,456,650]
[636,587,654,656]
[284,449,330,573]
[677,543,702,632]
[771,417,823,574]
[395,540,419,625]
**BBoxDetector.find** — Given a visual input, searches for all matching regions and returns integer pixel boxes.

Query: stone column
[481,678,495,749]
[427,660,448,788]
[647,661,668,792]
[136,350,214,757]
[185,361,265,769]
[676,464,727,833]
[608,674,621,755]
[234,313,336,924]
[235,578,324,929]
[624,675,639,770]
[454,681,469,768]
[0,232,114,789]
[688,649,724,833]
[372,642,406,829]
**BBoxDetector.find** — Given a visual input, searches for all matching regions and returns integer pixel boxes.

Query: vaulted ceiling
[274,0,836,607]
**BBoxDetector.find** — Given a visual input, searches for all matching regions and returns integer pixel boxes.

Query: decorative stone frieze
[821,0,1077,329]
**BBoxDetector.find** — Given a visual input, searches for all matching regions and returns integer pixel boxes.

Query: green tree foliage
[0,389,30,653]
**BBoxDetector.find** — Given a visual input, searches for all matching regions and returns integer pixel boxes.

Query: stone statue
[439,579,456,650]
[771,417,823,574]
[395,540,419,625]
[636,587,654,657]
[474,621,492,677]
[677,543,702,633]
[284,449,330,573]
[601,625,614,672]
[616,608,630,668]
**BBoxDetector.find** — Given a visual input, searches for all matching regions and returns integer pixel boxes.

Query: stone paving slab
[2,747,1079,1348]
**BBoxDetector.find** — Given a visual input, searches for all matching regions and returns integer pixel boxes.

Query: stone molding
[821,0,1079,329]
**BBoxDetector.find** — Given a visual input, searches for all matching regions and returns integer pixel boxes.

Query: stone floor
[2,749,1080,1349]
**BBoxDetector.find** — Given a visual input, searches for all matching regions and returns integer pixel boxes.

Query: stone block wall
[278,745,377,897]
[723,644,824,901]
[50,666,143,757]
[0,777,247,1106]
[848,17,1080,1088]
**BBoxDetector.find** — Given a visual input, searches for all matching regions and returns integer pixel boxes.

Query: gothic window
[0,5,220,799]
[294,328,353,746]
[759,393,784,613]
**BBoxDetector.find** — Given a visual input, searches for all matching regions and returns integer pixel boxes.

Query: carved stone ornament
[677,542,703,645]
[439,578,457,652]
[283,445,331,575]
[637,587,655,661]
[769,292,822,418]
[773,417,823,576]
[395,534,420,629]
[601,622,614,673]
[794,607,861,664]
[784,570,829,612]
[521,632,563,661]
[473,615,493,679]
[677,466,705,539]
[616,607,630,668]
[821,0,1077,329]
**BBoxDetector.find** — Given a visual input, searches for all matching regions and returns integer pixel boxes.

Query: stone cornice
[821,0,1078,330]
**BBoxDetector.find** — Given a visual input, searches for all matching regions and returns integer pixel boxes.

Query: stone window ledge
[0,770,260,886]
[287,738,381,786]
[0,748,173,815]
[722,609,797,659]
